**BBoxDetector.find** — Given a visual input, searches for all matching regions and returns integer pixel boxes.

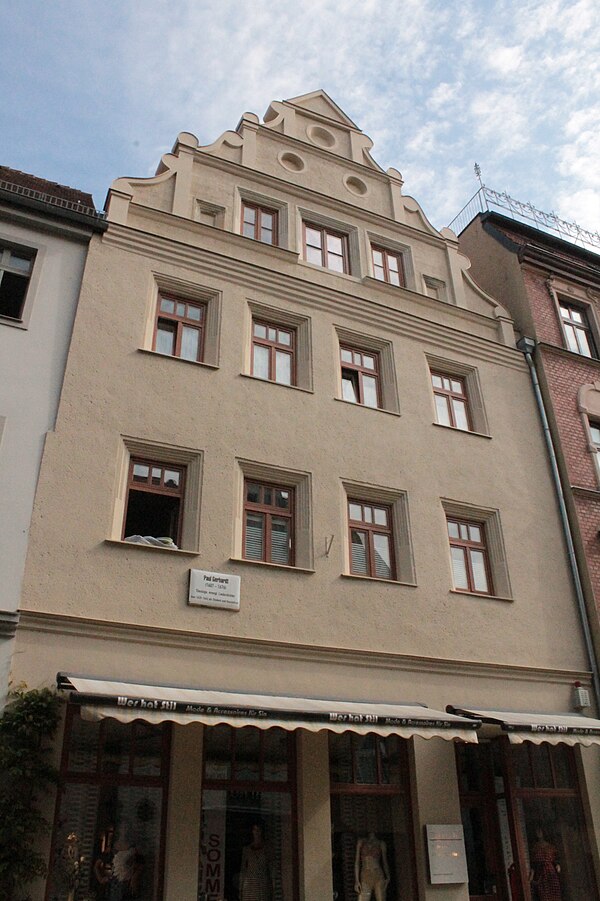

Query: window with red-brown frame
[559,301,597,358]
[348,500,395,580]
[340,346,381,408]
[431,371,472,431]
[371,245,405,287]
[244,480,294,565]
[242,202,278,245]
[123,459,185,546]
[47,707,170,901]
[252,320,295,386]
[447,517,492,594]
[303,222,349,273]
[154,294,206,362]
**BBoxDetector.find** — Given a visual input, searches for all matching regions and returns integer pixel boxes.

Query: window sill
[104,539,199,557]
[341,573,417,587]
[432,422,491,439]
[334,397,400,417]
[0,314,27,330]
[229,557,315,574]
[240,373,314,394]
[449,589,513,602]
[137,348,219,370]
[298,260,360,282]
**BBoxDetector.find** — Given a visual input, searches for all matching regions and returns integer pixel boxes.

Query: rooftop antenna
[474,162,484,189]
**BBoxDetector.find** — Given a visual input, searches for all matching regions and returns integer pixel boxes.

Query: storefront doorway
[456,740,599,901]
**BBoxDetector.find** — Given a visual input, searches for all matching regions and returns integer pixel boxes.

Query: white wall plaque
[426,824,468,884]
[189,569,241,611]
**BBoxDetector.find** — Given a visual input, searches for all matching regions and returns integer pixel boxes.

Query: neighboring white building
[0,166,107,703]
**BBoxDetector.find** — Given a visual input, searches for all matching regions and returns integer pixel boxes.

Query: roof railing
[0,178,105,219]
[448,185,600,252]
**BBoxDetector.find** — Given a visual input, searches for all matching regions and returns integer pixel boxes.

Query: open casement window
[252,320,295,385]
[303,222,349,273]
[0,244,35,320]
[123,459,185,547]
[560,302,596,358]
[447,517,492,595]
[242,202,278,245]
[154,294,206,362]
[431,371,471,431]
[244,480,294,566]
[340,346,381,409]
[371,245,405,287]
[348,500,395,580]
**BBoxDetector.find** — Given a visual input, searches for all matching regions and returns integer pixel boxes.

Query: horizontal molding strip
[18,610,590,686]
[102,225,524,371]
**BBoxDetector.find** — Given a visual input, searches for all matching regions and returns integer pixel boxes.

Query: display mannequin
[240,823,274,901]
[354,833,390,901]
[529,826,561,901]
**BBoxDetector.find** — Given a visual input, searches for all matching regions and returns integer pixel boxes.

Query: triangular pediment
[284,90,360,130]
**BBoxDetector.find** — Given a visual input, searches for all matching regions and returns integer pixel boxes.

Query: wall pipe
[517,336,600,708]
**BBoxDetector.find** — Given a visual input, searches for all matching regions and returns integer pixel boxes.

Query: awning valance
[448,706,600,747]
[57,673,480,742]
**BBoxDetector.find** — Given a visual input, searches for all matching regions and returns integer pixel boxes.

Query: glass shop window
[199,725,296,901]
[47,709,169,901]
[329,733,417,901]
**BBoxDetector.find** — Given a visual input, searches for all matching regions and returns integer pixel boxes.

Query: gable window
[303,223,349,273]
[560,302,596,357]
[340,346,380,408]
[252,320,295,385]
[371,245,405,287]
[0,244,35,320]
[447,517,491,595]
[123,459,185,547]
[154,295,205,362]
[244,480,294,565]
[348,500,395,580]
[431,371,471,431]
[242,202,278,245]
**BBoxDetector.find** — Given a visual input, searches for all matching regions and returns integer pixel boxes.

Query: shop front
[43,676,600,901]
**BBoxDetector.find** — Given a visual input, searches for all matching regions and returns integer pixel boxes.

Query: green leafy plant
[0,686,61,901]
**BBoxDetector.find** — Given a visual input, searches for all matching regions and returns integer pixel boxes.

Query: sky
[0,0,598,233]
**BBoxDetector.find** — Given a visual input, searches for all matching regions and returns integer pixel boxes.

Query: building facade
[10,93,600,901]
[0,166,106,704]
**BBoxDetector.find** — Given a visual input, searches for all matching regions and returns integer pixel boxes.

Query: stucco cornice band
[103,225,524,371]
[0,609,20,638]
[18,610,590,686]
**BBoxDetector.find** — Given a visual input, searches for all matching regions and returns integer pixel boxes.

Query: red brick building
[459,211,600,669]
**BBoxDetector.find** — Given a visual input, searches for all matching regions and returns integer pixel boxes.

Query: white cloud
[487,46,523,76]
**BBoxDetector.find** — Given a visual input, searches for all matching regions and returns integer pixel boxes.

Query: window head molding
[441,499,511,599]
[341,479,416,585]
[145,274,221,367]
[425,354,489,436]
[234,459,313,570]
[245,300,313,391]
[335,326,400,414]
[112,437,203,553]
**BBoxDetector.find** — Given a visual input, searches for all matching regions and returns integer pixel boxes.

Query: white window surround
[143,274,222,368]
[441,499,511,599]
[341,479,416,585]
[546,280,600,359]
[578,382,600,486]
[234,459,313,570]
[366,231,414,291]
[0,237,46,330]
[335,325,400,415]
[235,188,289,249]
[111,437,203,553]
[244,300,313,392]
[298,207,361,278]
[425,353,489,436]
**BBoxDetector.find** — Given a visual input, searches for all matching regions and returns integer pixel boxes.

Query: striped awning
[58,673,480,742]
[448,706,600,747]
